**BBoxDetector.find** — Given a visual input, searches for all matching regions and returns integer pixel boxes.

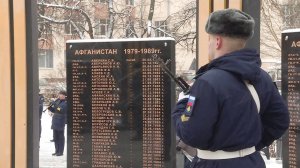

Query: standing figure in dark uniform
[39,90,44,143]
[48,90,67,156]
[172,9,289,168]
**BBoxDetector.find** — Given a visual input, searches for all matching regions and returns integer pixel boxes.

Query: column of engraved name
[287,52,300,168]
[127,58,135,168]
[72,60,88,167]
[91,59,121,167]
[142,57,165,168]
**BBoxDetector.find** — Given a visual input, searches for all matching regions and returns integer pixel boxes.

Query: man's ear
[215,36,222,49]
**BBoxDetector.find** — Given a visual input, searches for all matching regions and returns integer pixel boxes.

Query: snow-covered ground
[39,112,283,168]
[264,159,282,168]
[39,112,67,168]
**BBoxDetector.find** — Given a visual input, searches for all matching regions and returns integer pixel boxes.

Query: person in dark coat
[172,9,289,168]
[39,90,44,143]
[48,90,67,156]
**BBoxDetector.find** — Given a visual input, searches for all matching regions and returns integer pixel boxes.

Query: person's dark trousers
[53,129,65,155]
[39,119,42,148]
[39,119,42,140]
[50,129,54,142]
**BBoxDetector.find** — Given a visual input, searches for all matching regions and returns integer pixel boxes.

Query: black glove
[47,105,55,112]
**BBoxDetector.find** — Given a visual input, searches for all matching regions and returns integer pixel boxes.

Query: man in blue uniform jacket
[48,90,67,156]
[173,9,289,168]
[39,90,44,142]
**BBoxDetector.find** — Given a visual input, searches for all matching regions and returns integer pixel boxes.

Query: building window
[65,22,75,35]
[95,19,109,38]
[65,22,85,35]
[154,21,168,37]
[39,49,53,68]
[126,0,134,5]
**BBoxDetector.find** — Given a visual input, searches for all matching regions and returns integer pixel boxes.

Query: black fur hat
[205,9,255,39]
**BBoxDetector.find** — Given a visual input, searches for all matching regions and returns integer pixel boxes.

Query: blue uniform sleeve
[172,79,219,149]
[256,86,289,150]
[48,99,60,112]
[39,95,44,113]
[48,101,56,112]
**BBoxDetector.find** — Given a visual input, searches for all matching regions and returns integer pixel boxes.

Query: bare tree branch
[38,1,94,38]
[39,14,70,24]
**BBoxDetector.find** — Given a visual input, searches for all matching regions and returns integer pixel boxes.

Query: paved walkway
[39,112,283,168]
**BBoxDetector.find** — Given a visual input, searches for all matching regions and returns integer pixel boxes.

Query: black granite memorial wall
[282,29,300,168]
[66,38,176,168]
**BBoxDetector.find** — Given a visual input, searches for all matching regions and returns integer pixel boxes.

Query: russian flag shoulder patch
[184,96,196,117]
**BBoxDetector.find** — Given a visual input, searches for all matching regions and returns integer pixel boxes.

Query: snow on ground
[39,112,67,168]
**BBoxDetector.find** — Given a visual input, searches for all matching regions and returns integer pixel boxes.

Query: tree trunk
[108,0,114,38]
[146,0,155,37]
